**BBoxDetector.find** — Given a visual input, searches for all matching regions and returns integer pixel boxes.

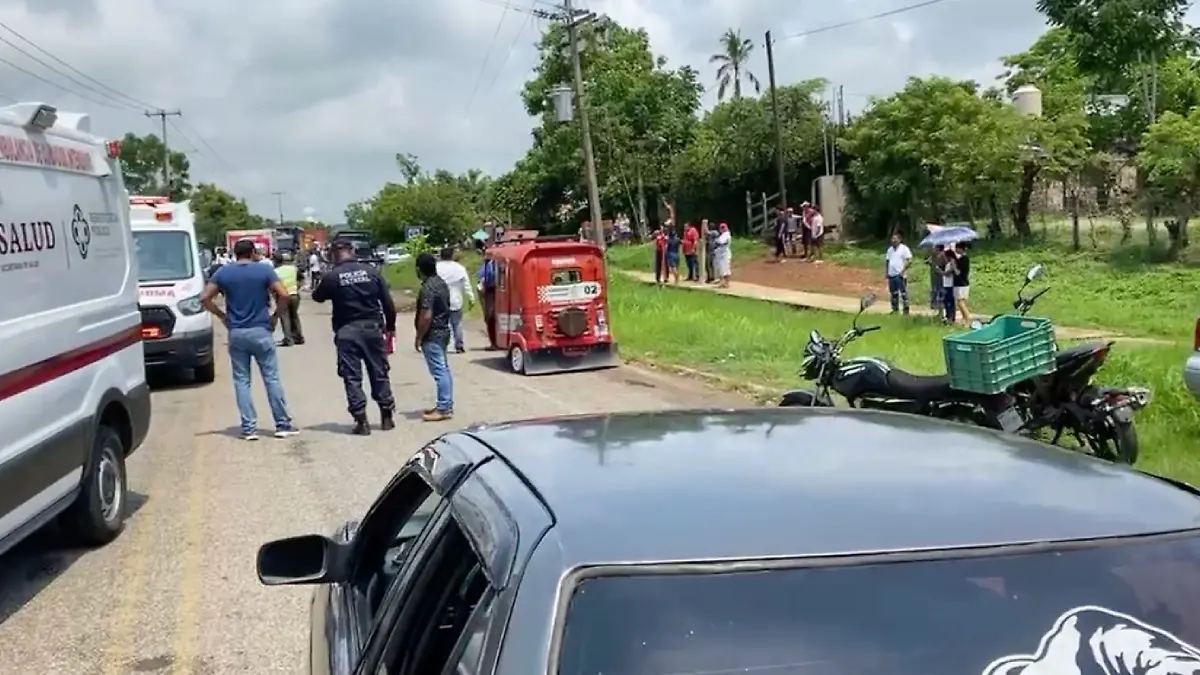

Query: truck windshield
[134,231,195,282]
[557,534,1200,675]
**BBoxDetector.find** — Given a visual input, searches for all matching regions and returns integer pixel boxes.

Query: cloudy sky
[0,0,1156,222]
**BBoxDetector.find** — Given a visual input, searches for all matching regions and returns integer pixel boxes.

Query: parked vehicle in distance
[383,245,409,264]
[0,102,151,557]
[257,407,1200,675]
[1185,317,1200,402]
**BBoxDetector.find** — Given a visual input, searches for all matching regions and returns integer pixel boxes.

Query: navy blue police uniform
[312,246,397,432]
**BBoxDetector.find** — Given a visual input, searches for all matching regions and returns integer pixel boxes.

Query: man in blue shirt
[477,249,498,349]
[200,238,299,440]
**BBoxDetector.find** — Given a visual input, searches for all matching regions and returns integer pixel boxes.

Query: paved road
[0,301,743,674]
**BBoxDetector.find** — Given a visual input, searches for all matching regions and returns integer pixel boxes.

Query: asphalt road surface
[0,300,744,674]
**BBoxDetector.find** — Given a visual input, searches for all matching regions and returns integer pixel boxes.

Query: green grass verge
[606,238,1199,340]
[382,252,483,317]
[605,272,1200,484]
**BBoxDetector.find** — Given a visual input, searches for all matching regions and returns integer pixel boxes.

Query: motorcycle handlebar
[860,325,881,333]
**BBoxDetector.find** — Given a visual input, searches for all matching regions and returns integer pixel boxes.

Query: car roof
[466,408,1200,566]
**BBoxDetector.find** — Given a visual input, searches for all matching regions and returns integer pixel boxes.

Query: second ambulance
[129,196,215,382]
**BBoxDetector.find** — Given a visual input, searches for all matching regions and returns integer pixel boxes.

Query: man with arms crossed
[201,238,299,441]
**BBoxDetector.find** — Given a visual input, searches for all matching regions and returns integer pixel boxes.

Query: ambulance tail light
[106,140,121,159]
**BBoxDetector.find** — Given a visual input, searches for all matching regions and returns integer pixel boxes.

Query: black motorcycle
[779,293,1020,429]
[984,264,1149,464]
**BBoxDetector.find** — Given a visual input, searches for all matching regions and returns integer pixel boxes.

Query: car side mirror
[860,292,875,311]
[1026,264,1043,282]
[256,534,349,586]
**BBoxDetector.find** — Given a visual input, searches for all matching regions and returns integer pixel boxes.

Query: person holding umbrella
[918,224,978,325]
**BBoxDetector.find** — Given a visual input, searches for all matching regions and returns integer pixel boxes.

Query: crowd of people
[199,238,481,439]
[883,230,972,324]
[772,202,826,263]
[651,199,733,288]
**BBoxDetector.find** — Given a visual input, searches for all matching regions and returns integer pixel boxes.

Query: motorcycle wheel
[1088,420,1139,465]
[779,390,833,407]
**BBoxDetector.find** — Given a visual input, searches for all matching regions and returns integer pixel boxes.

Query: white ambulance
[0,102,151,556]
[129,196,215,382]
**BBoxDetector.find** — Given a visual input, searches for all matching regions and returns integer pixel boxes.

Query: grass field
[604,272,1200,483]
[606,230,1199,341]
[381,237,1200,484]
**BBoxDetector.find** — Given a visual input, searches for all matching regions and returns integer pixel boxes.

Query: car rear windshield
[557,534,1200,675]
[133,231,195,282]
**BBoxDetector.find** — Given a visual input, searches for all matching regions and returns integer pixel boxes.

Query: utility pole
[270,191,286,227]
[764,31,787,208]
[144,109,181,197]
[564,0,605,252]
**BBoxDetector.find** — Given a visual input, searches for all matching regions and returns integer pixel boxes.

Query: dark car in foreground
[257,408,1200,675]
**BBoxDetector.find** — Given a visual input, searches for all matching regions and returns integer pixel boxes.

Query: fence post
[745,191,752,233]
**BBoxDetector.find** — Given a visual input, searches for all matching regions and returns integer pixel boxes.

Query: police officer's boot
[380,407,395,431]
[352,413,371,436]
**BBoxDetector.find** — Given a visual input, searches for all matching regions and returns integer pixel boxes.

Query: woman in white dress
[713,222,732,288]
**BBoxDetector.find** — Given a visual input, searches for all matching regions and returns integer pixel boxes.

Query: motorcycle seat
[884,369,954,401]
[1056,343,1101,364]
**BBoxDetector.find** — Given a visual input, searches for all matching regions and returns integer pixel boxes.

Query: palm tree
[710,29,761,101]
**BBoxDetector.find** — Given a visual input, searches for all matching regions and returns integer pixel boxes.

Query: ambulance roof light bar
[129,195,170,205]
[26,104,57,130]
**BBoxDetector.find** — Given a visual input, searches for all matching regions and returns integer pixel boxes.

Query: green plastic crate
[942,315,1057,394]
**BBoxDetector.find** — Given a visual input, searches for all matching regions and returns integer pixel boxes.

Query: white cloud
[0,0,1069,221]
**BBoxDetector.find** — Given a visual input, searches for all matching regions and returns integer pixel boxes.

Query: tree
[395,152,421,184]
[1139,108,1200,252]
[118,132,191,200]
[1000,28,1093,239]
[840,77,1027,236]
[671,80,828,229]
[710,29,761,101]
[344,200,370,228]
[358,177,476,245]
[506,15,703,230]
[189,183,262,246]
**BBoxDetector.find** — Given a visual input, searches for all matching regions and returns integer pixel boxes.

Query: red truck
[225,228,273,256]
[300,227,328,251]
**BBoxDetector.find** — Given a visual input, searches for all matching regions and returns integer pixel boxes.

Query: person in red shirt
[682,222,699,281]
[652,225,667,284]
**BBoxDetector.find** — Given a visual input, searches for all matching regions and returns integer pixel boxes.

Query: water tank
[1012,84,1042,118]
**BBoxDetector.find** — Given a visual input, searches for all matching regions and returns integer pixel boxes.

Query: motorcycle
[980,264,1149,464]
[779,293,1020,429]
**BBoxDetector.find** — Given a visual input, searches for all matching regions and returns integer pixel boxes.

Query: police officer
[312,239,397,435]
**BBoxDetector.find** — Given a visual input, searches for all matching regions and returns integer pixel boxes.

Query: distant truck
[329,228,382,266]
[225,228,273,256]
[300,227,328,252]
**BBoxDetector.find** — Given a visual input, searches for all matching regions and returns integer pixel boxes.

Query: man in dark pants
[477,250,498,349]
[312,239,397,435]
[414,253,454,421]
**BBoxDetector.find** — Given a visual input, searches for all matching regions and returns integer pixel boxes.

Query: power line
[0,53,121,109]
[466,0,520,113]
[777,0,960,41]
[478,1,540,102]
[0,20,159,110]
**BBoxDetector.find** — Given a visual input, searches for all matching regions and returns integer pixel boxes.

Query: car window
[445,591,497,675]
[375,516,491,675]
[353,468,446,623]
[556,534,1200,675]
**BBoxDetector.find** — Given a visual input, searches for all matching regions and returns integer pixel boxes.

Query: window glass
[557,535,1200,675]
[449,592,496,675]
[549,267,582,285]
[133,231,194,282]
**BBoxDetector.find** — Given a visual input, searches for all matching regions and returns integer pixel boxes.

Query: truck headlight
[177,294,205,316]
